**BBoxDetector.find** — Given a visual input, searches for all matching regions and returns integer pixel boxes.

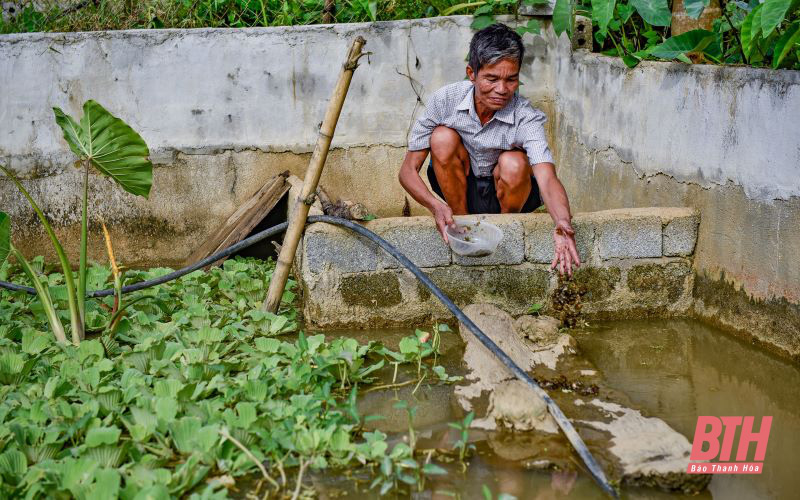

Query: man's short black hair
[468,23,525,75]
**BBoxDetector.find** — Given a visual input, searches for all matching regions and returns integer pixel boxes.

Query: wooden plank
[189,171,290,264]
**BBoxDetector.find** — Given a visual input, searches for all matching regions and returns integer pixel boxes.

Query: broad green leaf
[741,4,764,59]
[53,100,152,198]
[0,449,27,478]
[592,0,616,36]
[773,21,800,68]
[623,54,641,67]
[85,426,121,447]
[630,0,672,26]
[515,19,541,36]
[761,0,793,37]
[684,0,710,19]
[0,212,9,263]
[552,0,574,36]
[651,29,721,60]
[471,15,494,30]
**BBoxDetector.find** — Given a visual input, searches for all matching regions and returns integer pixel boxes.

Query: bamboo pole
[263,36,367,312]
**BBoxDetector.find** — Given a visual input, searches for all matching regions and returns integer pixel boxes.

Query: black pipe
[1,215,618,498]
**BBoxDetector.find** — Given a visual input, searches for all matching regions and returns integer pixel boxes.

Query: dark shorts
[427,160,542,214]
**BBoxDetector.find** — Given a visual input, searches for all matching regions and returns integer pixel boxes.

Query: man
[398,23,580,275]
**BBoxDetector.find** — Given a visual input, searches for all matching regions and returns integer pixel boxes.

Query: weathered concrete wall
[550,36,800,359]
[0,16,552,267]
[298,208,698,328]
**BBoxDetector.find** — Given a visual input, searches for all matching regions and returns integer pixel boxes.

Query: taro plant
[0,100,152,344]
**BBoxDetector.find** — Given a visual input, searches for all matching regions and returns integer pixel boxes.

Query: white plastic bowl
[446,217,503,257]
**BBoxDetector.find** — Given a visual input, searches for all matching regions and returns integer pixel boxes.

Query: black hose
[1,215,618,498]
[1,221,290,298]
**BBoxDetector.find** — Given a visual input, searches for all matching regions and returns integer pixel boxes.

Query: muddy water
[576,319,800,500]
[306,320,800,499]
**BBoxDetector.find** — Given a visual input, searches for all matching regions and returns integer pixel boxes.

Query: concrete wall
[299,208,699,328]
[0,16,553,267]
[2,17,798,358]
[549,36,800,359]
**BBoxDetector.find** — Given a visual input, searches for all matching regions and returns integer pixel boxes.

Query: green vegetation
[1,100,152,346]
[550,0,800,69]
[0,256,464,498]
[0,0,522,33]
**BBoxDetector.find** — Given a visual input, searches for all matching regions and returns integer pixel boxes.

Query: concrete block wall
[298,207,699,328]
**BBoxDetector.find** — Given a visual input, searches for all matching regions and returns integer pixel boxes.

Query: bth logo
[687,416,772,474]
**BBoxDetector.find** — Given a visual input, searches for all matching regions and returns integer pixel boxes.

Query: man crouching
[398,23,580,275]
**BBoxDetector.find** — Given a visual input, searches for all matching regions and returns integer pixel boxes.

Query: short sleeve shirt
[407,80,554,178]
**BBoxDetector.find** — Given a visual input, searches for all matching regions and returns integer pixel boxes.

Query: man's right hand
[432,200,455,243]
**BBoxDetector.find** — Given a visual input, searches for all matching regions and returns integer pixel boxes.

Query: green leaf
[630,0,672,26]
[650,29,721,60]
[0,449,27,478]
[515,19,541,36]
[773,21,800,68]
[85,426,121,447]
[471,15,494,30]
[622,54,641,67]
[0,212,9,263]
[552,0,574,36]
[592,0,616,36]
[741,4,764,59]
[684,0,710,19]
[53,100,153,198]
[761,0,793,37]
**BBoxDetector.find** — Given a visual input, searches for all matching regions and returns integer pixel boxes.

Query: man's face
[467,58,520,112]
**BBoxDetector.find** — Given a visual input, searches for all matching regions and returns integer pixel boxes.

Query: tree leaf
[0,212,9,263]
[515,19,541,35]
[650,29,721,60]
[552,0,574,37]
[630,0,672,26]
[773,21,800,68]
[53,100,152,198]
[741,4,764,59]
[592,0,616,36]
[683,0,710,19]
[761,0,793,38]
[471,15,494,30]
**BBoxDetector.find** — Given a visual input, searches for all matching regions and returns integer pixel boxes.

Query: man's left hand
[551,219,580,276]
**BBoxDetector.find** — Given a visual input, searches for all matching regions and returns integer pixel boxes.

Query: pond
[304,319,800,499]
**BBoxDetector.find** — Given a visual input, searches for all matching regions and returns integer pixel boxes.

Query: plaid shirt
[407,81,554,177]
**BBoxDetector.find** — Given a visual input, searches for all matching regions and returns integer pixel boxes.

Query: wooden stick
[263,36,367,312]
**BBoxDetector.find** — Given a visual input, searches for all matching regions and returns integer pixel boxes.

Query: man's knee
[495,151,530,187]
[430,126,462,164]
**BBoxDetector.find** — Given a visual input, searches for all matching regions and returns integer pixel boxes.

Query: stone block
[452,215,525,266]
[340,272,402,307]
[593,210,662,259]
[663,212,699,257]
[525,213,595,264]
[303,223,379,275]
[372,217,451,269]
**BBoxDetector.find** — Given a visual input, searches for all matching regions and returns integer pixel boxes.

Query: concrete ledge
[299,207,699,328]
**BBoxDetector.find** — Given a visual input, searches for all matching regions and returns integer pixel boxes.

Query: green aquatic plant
[0,257,458,498]
[0,99,152,345]
[448,411,476,468]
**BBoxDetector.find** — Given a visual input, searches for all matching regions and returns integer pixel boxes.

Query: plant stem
[10,244,68,344]
[290,457,308,500]
[441,1,486,16]
[78,159,89,330]
[721,5,746,62]
[1,165,83,344]
[220,427,279,490]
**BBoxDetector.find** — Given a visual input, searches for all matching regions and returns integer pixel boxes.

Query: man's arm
[398,149,455,242]
[533,162,581,276]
